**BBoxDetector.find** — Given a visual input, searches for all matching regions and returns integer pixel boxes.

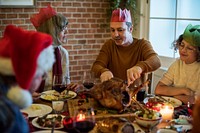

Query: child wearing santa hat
[0,25,55,133]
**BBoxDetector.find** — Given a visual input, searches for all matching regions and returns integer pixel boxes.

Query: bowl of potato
[135,110,162,128]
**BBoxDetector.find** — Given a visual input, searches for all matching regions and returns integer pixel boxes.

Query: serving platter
[67,98,136,119]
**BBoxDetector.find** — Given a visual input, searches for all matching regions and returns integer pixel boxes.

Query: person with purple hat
[155,24,200,104]
[92,8,161,88]
[0,25,55,133]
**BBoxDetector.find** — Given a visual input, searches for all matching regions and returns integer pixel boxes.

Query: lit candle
[76,113,86,121]
[159,104,174,121]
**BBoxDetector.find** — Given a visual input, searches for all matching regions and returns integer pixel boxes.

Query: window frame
[137,0,200,68]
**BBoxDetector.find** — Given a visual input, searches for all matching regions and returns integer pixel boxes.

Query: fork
[51,117,56,133]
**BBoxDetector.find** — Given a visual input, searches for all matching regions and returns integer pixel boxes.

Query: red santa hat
[110,8,132,23]
[0,25,55,108]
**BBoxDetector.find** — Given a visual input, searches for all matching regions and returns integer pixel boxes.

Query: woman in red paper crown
[30,5,81,93]
[0,25,55,132]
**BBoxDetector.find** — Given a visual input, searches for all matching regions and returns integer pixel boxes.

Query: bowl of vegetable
[135,110,162,128]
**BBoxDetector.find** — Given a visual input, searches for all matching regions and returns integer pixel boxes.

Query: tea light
[76,112,86,121]
[159,105,174,121]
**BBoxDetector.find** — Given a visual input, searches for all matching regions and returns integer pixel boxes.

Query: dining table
[24,92,193,133]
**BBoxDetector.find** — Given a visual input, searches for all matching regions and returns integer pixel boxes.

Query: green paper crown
[183,24,200,47]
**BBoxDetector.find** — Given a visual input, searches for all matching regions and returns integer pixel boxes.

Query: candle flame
[77,113,85,121]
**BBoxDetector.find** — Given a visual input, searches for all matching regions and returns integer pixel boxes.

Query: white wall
[151,56,176,94]
[136,0,176,94]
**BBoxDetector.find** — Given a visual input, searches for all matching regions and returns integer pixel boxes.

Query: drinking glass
[73,108,95,133]
[82,71,95,90]
[52,100,65,114]
[52,74,67,93]
[136,89,146,102]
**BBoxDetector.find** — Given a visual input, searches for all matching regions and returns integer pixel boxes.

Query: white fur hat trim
[7,86,32,109]
[36,45,55,76]
[0,57,14,75]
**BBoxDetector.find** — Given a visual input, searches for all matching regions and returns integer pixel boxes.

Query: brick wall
[0,0,111,82]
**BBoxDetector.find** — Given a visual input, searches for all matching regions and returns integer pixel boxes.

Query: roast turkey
[85,78,149,111]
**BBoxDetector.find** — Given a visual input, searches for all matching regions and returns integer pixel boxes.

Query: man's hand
[100,71,113,82]
[127,66,142,86]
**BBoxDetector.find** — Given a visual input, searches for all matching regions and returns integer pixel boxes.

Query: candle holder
[159,104,174,122]
[73,108,95,133]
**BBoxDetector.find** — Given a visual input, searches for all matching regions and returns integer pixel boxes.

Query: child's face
[179,40,198,64]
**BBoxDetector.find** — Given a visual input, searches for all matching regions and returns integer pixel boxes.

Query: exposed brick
[13,19,25,24]
[66,8,76,12]
[73,45,82,50]
[0,14,6,19]
[73,66,82,70]
[75,35,84,39]
[78,60,87,65]
[0,0,110,82]
[83,3,91,7]
[63,2,72,6]
[13,9,24,12]
[77,8,86,12]
[19,14,29,18]
[24,8,35,12]
[87,8,95,12]
[83,14,91,18]
[7,14,17,18]
[73,3,81,7]
[57,8,67,12]
[73,14,81,17]
[78,40,86,44]
[77,19,87,23]
[92,3,100,7]
[70,24,81,28]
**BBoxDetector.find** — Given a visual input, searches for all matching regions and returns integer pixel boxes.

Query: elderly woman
[155,24,200,104]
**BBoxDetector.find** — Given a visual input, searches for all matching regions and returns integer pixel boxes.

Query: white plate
[174,124,192,132]
[21,104,52,118]
[40,90,77,101]
[32,130,67,133]
[157,129,177,133]
[32,114,65,130]
[143,96,182,108]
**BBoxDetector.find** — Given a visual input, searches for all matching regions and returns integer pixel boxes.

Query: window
[149,0,200,58]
